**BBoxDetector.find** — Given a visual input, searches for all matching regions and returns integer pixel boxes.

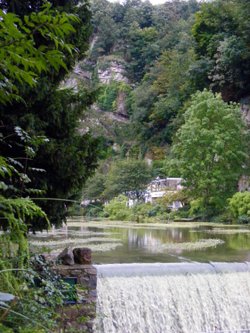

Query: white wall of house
[129,177,183,210]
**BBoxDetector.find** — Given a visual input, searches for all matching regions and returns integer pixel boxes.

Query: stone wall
[52,249,97,333]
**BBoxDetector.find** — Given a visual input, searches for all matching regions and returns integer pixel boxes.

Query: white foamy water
[94,263,250,333]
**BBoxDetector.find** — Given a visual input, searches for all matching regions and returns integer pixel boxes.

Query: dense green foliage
[97,81,131,113]
[228,192,250,223]
[103,195,132,220]
[86,0,200,151]
[83,0,250,221]
[86,0,250,152]
[171,90,247,215]
[0,1,99,332]
[103,195,169,222]
[192,0,250,101]
[0,0,101,227]
[0,3,77,104]
[84,159,152,201]
[103,159,152,200]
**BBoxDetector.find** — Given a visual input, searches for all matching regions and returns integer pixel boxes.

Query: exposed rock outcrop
[97,58,128,84]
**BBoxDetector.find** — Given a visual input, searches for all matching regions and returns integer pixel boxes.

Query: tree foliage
[0,3,77,104]
[228,191,250,223]
[0,0,101,227]
[103,159,152,200]
[83,172,106,201]
[171,90,248,213]
[103,194,132,220]
[192,0,250,101]
[0,1,96,331]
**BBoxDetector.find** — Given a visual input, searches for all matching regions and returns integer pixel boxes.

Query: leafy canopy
[171,89,248,213]
[0,3,77,104]
[228,191,250,222]
[103,159,152,200]
[0,0,101,228]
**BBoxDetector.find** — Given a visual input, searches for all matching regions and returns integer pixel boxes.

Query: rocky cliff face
[62,54,128,90]
[97,57,129,118]
[97,59,128,84]
[60,52,130,142]
[60,61,92,90]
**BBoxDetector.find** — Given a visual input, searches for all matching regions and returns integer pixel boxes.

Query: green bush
[189,196,224,220]
[211,212,232,224]
[189,198,205,217]
[228,192,250,223]
[237,215,250,224]
[97,83,119,111]
[83,202,104,217]
[131,202,169,222]
[104,195,132,220]
[103,197,169,222]
[132,202,152,216]
[0,324,13,333]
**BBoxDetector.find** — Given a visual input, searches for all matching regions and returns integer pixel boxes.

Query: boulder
[73,247,92,265]
[57,247,74,266]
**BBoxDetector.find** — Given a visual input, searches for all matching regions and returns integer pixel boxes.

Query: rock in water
[73,248,92,264]
[57,247,74,266]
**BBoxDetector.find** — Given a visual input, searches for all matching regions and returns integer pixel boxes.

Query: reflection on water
[29,220,250,264]
[127,230,162,251]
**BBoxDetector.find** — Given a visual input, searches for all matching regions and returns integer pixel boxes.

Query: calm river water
[29,218,250,263]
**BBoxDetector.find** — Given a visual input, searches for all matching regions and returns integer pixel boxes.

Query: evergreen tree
[0,0,101,228]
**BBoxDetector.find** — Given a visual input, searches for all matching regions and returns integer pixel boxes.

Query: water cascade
[94,262,250,333]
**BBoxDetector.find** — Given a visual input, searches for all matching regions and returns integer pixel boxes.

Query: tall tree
[0,5,85,332]
[103,159,152,200]
[192,0,250,101]
[171,90,248,214]
[0,0,101,228]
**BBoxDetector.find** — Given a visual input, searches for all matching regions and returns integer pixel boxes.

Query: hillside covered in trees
[80,0,250,219]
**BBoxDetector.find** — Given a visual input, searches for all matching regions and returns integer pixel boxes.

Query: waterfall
[94,263,250,333]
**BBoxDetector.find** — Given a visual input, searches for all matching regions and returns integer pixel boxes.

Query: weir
[94,262,250,333]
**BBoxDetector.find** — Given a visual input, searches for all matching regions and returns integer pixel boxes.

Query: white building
[145,177,183,210]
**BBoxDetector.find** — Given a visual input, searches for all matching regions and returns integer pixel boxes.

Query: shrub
[103,195,132,221]
[131,202,169,222]
[228,192,250,222]
[189,198,205,217]
[83,202,104,217]
[238,215,250,224]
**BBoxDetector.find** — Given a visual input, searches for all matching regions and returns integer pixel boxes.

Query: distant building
[145,177,183,210]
